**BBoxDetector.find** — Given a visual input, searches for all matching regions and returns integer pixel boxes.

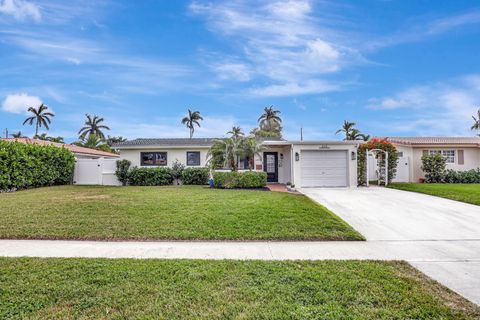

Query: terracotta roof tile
[378,136,480,146]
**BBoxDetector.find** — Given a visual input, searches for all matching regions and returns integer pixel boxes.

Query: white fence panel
[73,158,121,186]
[393,156,410,183]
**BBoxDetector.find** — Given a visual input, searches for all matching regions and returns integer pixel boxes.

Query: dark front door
[263,152,278,183]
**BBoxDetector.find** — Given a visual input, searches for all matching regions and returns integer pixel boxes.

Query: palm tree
[207,137,243,171]
[73,134,112,152]
[258,106,282,132]
[336,120,356,140]
[22,103,55,137]
[35,133,64,143]
[347,129,370,141]
[181,109,203,139]
[78,114,110,141]
[472,109,480,136]
[11,131,25,138]
[227,126,244,139]
[242,137,265,169]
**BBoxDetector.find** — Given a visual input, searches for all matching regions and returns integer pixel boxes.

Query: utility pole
[300,127,303,141]
[4,128,8,138]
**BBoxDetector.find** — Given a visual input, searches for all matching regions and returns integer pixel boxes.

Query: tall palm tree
[78,114,110,141]
[472,109,480,136]
[258,106,282,131]
[22,103,55,137]
[227,126,244,139]
[181,109,203,139]
[335,120,356,140]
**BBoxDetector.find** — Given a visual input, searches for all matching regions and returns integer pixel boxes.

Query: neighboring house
[113,138,360,188]
[381,137,480,183]
[0,138,119,159]
[1,138,120,185]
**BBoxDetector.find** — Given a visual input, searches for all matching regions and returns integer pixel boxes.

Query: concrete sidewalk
[1,239,480,305]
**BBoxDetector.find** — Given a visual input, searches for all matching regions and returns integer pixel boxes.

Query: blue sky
[1,0,480,141]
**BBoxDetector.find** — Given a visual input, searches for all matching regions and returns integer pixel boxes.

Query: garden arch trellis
[366,149,389,187]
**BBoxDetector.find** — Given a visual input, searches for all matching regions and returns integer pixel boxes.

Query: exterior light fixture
[351,151,356,160]
[295,152,300,161]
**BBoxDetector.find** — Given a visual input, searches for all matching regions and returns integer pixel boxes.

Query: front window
[141,152,167,166]
[186,151,200,166]
[429,150,455,164]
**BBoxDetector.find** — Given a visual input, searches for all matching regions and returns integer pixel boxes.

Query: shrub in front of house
[182,167,209,185]
[421,153,446,183]
[128,167,174,186]
[115,159,131,186]
[213,171,267,189]
[443,168,480,183]
[0,140,75,191]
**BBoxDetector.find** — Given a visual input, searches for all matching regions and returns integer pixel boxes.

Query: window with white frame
[429,150,455,164]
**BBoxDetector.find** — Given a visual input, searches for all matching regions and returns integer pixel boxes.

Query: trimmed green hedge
[443,169,480,183]
[128,167,173,186]
[213,171,267,189]
[182,167,209,185]
[0,140,75,191]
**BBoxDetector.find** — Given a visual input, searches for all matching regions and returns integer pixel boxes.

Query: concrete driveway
[301,186,480,305]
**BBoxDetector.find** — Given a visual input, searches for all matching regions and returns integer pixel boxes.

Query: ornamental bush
[421,154,446,183]
[115,159,131,186]
[213,171,267,189]
[443,168,480,183]
[357,138,398,186]
[128,167,173,186]
[0,140,75,191]
[182,167,209,185]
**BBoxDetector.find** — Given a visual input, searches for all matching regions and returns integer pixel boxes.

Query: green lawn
[389,183,480,206]
[1,258,478,319]
[0,185,363,240]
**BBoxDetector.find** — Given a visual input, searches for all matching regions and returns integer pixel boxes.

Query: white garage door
[300,150,348,187]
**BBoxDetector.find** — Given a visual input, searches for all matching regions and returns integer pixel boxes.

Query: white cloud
[212,62,252,82]
[190,0,361,96]
[0,0,41,21]
[2,93,42,114]
[368,75,480,136]
[250,80,339,97]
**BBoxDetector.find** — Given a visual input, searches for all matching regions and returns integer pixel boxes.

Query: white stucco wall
[392,144,480,182]
[119,147,211,168]
[411,147,480,182]
[253,146,292,184]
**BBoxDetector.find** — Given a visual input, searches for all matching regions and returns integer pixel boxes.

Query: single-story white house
[114,138,361,187]
[382,137,480,183]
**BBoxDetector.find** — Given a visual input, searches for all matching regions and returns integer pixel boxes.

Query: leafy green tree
[421,153,447,183]
[78,114,110,141]
[23,103,55,137]
[181,109,203,139]
[472,108,480,136]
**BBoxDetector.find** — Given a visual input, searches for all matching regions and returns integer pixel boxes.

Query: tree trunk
[35,122,39,137]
